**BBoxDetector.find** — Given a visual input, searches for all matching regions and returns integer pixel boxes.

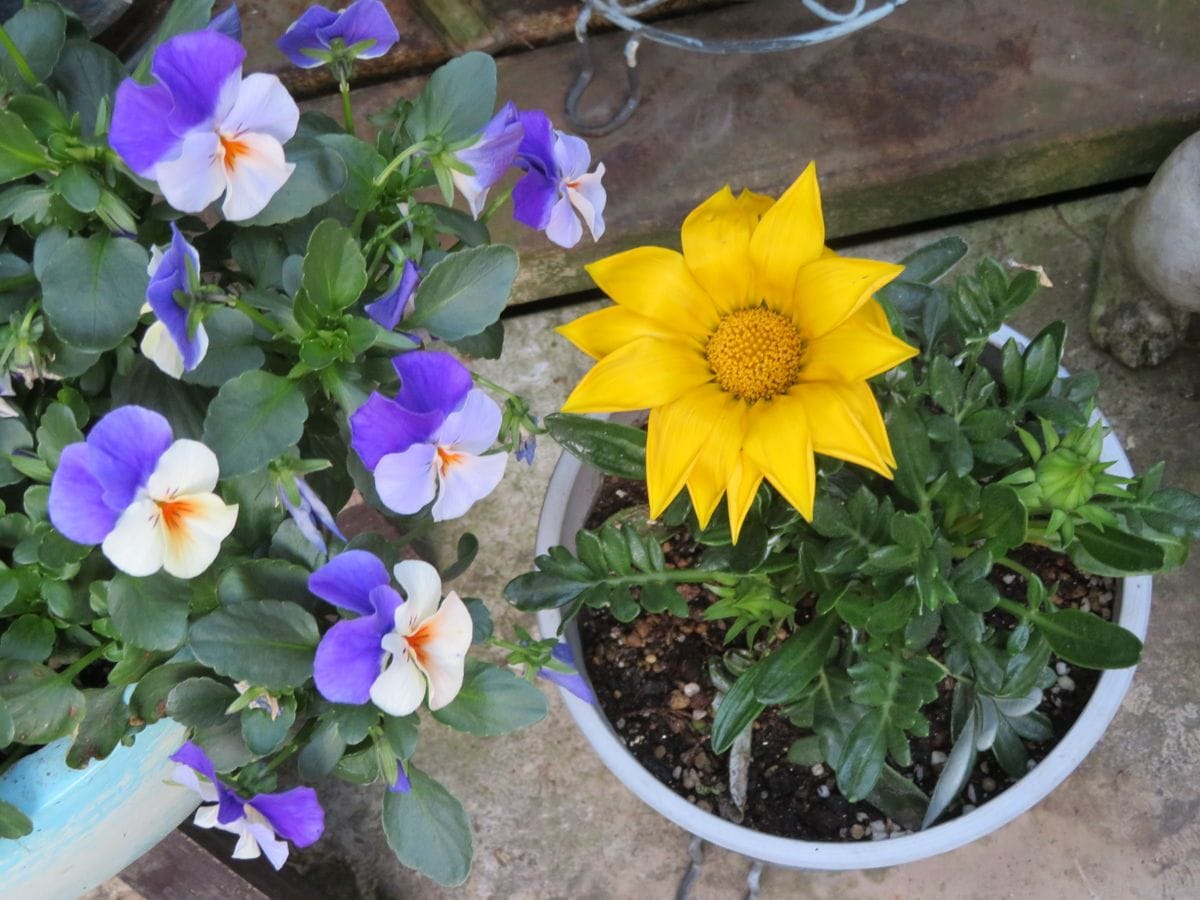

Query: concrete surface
[213,190,1195,899]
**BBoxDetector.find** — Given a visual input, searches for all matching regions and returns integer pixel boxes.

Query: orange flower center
[218,132,250,171]
[155,496,197,533]
[705,307,804,401]
[436,445,462,476]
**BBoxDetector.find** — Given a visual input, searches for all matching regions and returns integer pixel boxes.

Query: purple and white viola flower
[140,223,208,379]
[171,741,324,870]
[278,474,346,554]
[110,31,299,222]
[277,0,399,69]
[537,642,595,704]
[48,406,238,578]
[449,102,523,219]
[365,259,420,331]
[349,351,507,522]
[513,110,606,249]
[310,551,473,716]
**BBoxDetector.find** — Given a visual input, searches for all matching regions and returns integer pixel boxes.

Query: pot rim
[533,324,1151,869]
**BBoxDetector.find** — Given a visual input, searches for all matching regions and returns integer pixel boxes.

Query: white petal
[433,389,502,455]
[392,559,442,626]
[407,591,473,710]
[141,321,186,379]
[147,244,165,278]
[154,129,226,215]
[568,164,606,240]
[248,822,290,870]
[431,451,507,522]
[102,498,166,576]
[221,73,299,145]
[219,131,295,222]
[369,652,427,717]
[192,804,221,829]
[450,169,488,219]
[158,493,239,579]
[230,822,262,860]
[147,439,221,496]
[172,764,219,802]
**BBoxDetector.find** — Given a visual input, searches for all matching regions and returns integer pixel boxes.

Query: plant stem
[339,79,355,135]
[59,643,114,683]
[0,23,37,87]
[996,556,1036,583]
[230,298,282,336]
[925,654,971,685]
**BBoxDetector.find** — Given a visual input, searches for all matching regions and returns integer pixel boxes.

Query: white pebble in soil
[682,682,700,697]
[810,764,825,777]
[1057,675,1076,691]
[930,751,948,767]
[1056,661,1070,676]
[816,784,831,798]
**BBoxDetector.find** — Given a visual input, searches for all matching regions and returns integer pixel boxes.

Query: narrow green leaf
[753,615,836,704]
[544,413,645,479]
[710,667,765,755]
[922,710,976,828]
[0,110,50,183]
[1030,607,1142,669]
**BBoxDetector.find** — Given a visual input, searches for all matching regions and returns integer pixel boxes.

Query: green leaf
[182,308,265,387]
[128,662,209,724]
[188,600,319,689]
[836,708,889,802]
[0,419,33,488]
[298,721,345,779]
[1030,607,1142,669]
[218,558,313,607]
[888,406,933,502]
[0,614,55,662]
[409,51,496,143]
[0,2,66,88]
[382,766,474,887]
[1017,321,1065,401]
[50,39,123,134]
[1140,488,1200,539]
[316,133,385,208]
[242,696,297,755]
[231,229,288,290]
[0,659,84,743]
[109,358,208,441]
[242,137,347,227]
[431,660,548,735]
[107,647,170,688]
[980,483,1027,552]
[108,572,190,652]
[55,165,101,213]
[544,413,645,479]
[894,236,968,285]
[710,667,765,755]
[166,676,239,727]
[41,233,149,352]
[65,686,129,769]
[203,371,308,477]
[301,219,367,314]
[922,708,976,827]
[406,245,518,341]
[35,401,82,469]
[0,110,50,184]
[448,320,503,359]
[0,800,32,839]
[1069,524,1166,575]
[753,615,836,704]
[0,696,13,747]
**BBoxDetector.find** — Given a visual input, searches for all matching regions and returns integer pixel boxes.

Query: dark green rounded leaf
[0,800,32,839]
[0,110,50,184]
[41,234,149,352]
[65,685,129,769]
[430,660,547,736]
[382,766,474,887]
[0,659,83,744]
[166,677,238,728]
[188,600,319,689]
[108,572,190,651]
[182,308,266,387]
[203,371,308,477]
[301,218,367,314]
[406,245,517,341]
[0,2,66,88]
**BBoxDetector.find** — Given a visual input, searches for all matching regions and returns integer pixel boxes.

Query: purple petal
[515,109,556,177]
[515,435,536,465]
[109,80,180,177]
[552,131,592,180]
[374,444,438,516]
[250,786,325,847]
[172,741,245,824]
[308,549,390,614]
[453,102,523,192]
[537,642,596,703]
[512,169,557,231]
[207,4,242,40]
[314,615,388,704]
[365,260,420,331]
[279,486,328,555]
[48,443,119,544]
[276,5,338,67]
[295,478,346,542]
[150,32,245,133]
[393,351,472,416]
[86,406,173,512]
[389,763,412,793]
[147,224,206,371]
[321,0,399,60]
[349,392,443,471]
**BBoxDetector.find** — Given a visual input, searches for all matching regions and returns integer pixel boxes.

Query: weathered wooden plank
[304,0,1200,303]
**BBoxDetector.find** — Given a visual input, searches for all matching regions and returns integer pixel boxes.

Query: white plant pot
[534,324,1151,869]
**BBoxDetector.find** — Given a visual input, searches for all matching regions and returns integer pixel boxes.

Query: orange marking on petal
[436,445,463,476]
[156,496,199,534]
[218,132,251,171]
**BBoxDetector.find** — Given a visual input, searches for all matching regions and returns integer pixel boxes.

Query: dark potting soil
[575,477,1109,842]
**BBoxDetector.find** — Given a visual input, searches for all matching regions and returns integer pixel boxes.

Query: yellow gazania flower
[558,163,918,542]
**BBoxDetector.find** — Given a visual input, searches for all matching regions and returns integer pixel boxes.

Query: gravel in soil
[575,481,1111,842]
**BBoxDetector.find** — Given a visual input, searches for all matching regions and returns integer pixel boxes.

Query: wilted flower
[513,110,606,249]
[48,405,238,577]
[365,259,420,331]
[278,474,346,554]
[310,552,473,716]
[449,102,523,219]
[171,742,324,870]
[110,31,299,221]
[537,642,595,704]
[140,223,208,378]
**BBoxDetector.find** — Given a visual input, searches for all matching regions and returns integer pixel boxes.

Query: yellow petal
[787,256,905,341]
[684,395,748,527]
[742,395,816,521]
[561,337,711,414]
[585,247,720,340]
[682,187,772,313]
[726,457,763,544]
[794,381,895,475]
[799,304,918,383]
[647,384,730,518]
[749,163,825,308]
[557,306,697,361]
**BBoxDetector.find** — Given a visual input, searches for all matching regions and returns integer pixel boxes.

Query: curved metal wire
[565,0,907,134]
